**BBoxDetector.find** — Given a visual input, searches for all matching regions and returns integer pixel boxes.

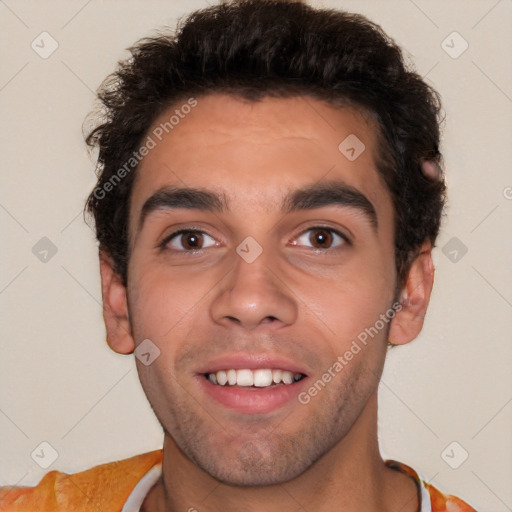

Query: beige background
[1,1,511,510]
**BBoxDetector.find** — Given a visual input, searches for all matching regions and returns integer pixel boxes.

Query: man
[0,0,478,510]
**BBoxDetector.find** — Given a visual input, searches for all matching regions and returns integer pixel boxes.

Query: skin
[99,94,434,511]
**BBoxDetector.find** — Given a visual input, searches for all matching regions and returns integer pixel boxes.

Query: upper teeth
[207,369,303,387]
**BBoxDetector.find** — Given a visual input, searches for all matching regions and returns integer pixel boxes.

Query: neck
[143,392,418,512]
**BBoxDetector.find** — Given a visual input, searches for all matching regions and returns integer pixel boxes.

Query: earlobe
[99,251,136,354]
[388,242,435,346]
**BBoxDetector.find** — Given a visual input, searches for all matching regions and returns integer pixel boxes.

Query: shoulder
[0,450,162,512]
[385,459,478,512]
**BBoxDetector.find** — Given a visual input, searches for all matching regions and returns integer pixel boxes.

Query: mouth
[195,357,309,415]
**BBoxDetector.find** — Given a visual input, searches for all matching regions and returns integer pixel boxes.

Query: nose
[210,250,298,330]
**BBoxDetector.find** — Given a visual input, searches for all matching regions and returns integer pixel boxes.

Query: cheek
[130,262,247,365]
[293,267,395,359]
[127,260,210,339]
[135,355,182,430]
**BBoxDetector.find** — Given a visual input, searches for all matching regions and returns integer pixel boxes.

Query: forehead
[129,93,391,233]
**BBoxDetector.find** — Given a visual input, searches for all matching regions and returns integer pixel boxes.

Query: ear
[99,251,135,354]
[388,242,435,346]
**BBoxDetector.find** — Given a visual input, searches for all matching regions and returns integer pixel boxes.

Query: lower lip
[195,375,308,414]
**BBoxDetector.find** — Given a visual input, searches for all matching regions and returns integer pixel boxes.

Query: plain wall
[1,1,511,510]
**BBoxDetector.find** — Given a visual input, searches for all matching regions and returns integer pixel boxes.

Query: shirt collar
[122,459,432,512]
[385,459,432,512]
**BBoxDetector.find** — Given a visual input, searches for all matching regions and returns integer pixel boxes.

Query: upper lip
[196,353,309,376]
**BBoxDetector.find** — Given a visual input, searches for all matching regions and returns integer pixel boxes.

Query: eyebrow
[283,180,378,231]
[137,180,378,235]
[138,187,228,234]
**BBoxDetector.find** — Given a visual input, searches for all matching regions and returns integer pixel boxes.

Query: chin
[184,434,329,487]
[200,456,309,487]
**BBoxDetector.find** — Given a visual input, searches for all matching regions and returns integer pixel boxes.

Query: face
[120,94,400,485]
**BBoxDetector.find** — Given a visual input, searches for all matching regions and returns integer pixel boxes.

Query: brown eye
[309,229,333,248]
[294,227,347,250]
[181,232,203,250]
[166,230,216,251]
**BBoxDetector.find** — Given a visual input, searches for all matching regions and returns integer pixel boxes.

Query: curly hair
[84,0,446,294]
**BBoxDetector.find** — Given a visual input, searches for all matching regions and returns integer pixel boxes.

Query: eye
[163,229,217,252]
[293,227,348,250]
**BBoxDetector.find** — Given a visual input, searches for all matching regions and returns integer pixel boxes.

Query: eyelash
[158,226,350,253]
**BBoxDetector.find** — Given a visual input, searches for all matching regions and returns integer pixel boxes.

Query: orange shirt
[0,450,478,511]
